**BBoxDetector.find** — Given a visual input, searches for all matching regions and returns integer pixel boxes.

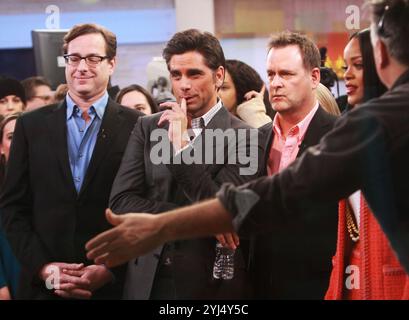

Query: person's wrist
[101,264,116,284]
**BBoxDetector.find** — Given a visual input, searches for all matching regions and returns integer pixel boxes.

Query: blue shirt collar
[66,91,109,120]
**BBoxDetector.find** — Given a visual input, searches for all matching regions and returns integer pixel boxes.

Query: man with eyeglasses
[0,23,142,300]
[21,76,53,112]
[86,0,409,283]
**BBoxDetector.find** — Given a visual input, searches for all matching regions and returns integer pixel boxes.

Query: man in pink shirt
[248,32,339,299]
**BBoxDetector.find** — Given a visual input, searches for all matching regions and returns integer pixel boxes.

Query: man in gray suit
[109,29,261,299]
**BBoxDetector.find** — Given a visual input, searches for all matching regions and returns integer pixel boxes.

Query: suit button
[164,257,172,266]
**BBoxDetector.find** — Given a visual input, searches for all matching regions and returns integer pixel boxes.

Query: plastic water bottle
[213,243,235,280]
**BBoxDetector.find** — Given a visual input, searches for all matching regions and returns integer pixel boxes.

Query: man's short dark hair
[370,0,409,66]
[63,23,117,59]
[162,29,226,71]
[267,31,321,71]
[21,76,51,101]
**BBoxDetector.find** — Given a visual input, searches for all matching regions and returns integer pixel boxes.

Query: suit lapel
[204,105,230,131]
[79,99,124,197]
[297,106,334,157]
[259,122,274,176]
[198,106,231,171]
[46,101,77,197]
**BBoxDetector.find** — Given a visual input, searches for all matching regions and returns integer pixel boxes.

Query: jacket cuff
[216,183,260,232]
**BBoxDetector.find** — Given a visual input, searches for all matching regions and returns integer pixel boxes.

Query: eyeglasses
[377,5,390,38]
[63,54,110,67]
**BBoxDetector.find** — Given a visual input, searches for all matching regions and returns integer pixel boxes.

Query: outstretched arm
[86,199,233,268]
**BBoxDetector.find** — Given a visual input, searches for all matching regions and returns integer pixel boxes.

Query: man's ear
[311,67,321,89]
[108,56,116,76]
[378,39,390,69]
[215,66,225,89]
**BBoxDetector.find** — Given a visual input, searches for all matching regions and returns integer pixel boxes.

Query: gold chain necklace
[345,202,359,242]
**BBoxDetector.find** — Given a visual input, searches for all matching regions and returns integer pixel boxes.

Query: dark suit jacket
[252,106,339,299]
[0,98,142,299]
[110,105,262,299]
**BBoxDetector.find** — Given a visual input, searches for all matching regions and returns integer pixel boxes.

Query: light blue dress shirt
[66,92,108,193]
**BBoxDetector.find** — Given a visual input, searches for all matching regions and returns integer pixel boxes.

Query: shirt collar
[273,101,319,140]
[191,98,223,128]
[66,91,109,120]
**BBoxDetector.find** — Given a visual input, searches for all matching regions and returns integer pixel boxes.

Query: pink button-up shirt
[267,103,319,175]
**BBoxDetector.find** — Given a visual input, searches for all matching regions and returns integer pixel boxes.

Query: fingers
[85,227,120,253]
[100,251,130,269]
[215,234,227,246]
[54,288,92,300]
[216,233,239,250]
[158,110,174,127]
[244,91,258,101]
[62,269,86,277]
[223,233,239,250]
[59,273,90,286]
[88,235,130,264]
[244,85,266,101]
[158,112,180,127]
[58,282,77,291]
[158,106,187,128]
[159,101,179,110]
[232,233,240,247]
[86,241,110,261]
[56,263,84,270]
[94,253,109,266]
[180,98,187,116]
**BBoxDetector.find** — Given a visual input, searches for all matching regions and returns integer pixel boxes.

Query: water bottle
[213,242,235,280]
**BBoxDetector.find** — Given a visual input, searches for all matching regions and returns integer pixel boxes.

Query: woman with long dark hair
[325,29,409,300]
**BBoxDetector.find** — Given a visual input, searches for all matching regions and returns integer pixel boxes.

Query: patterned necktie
[189,117,205,140]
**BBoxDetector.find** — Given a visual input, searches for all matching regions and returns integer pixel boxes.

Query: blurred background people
[316,83,341,116]
[115,84,158,115]
[21,76,53,112]
[53,84,69,104]
[0,77,26,117]
[0,113,21,300]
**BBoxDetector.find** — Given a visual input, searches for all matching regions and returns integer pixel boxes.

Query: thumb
[105,208,123,226]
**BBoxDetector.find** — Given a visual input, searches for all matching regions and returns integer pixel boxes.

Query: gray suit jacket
[109,105,262,299]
